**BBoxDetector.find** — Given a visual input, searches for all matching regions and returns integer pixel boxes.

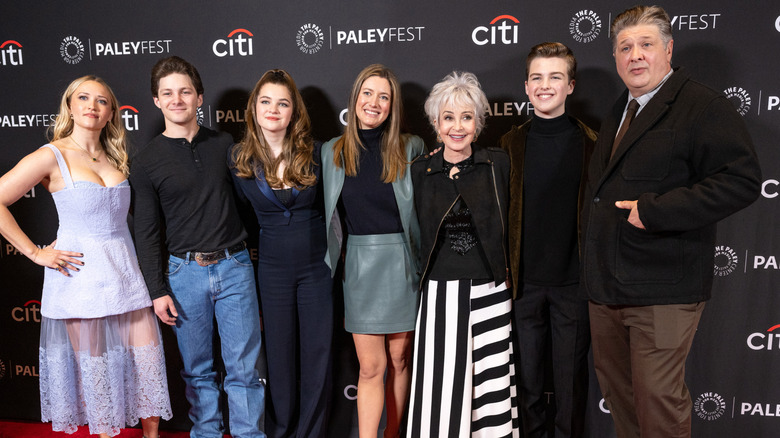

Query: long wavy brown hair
[48,75,129,176]
[332,64,409,183]
[232,69,316,189]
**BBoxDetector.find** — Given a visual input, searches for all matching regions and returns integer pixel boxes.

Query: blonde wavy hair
[48,75,129,176]
[231,69,316,189]
[332,64,409,183]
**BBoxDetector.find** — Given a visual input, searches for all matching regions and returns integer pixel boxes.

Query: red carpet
[0,420,231,437]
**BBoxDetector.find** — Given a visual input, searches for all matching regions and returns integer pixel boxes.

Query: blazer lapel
[254,169,291,212]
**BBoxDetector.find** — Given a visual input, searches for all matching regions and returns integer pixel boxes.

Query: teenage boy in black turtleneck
[499,42,597,438]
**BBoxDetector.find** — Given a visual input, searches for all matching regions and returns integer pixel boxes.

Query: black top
[130,127,247,300]
[273,188,294,207]
[339,126,403,235]
[428,194,491,281]
[522,113,582,286]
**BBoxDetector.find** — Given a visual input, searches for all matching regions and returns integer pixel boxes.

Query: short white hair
[424,71,490,136]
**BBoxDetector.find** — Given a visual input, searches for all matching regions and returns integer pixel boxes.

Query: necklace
[70,136,101,162]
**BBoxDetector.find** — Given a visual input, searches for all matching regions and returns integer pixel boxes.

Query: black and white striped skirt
[407,279,519,438]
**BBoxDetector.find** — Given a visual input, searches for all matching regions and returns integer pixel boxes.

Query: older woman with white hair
[407,71,518,437]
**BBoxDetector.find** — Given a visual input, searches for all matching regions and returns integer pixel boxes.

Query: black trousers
[512,283,590,438]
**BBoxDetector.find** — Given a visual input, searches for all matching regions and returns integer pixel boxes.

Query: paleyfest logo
[60,36,84,65]
[297,23,324,54]
[569,10,602,43]
[724,86,751,116]
[694,392,726,421]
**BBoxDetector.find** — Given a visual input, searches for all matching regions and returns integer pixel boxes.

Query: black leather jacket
[411,145,510,292]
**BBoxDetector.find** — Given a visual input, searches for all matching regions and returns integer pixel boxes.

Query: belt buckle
[194,252,219,267]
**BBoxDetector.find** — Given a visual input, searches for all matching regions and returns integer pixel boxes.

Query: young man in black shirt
[131,56,265,437]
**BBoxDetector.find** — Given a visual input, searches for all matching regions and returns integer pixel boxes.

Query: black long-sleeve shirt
[129,127,247,300]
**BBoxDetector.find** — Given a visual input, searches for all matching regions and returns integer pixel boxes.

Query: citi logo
[746,324,780,351]
[213,29,254,57]
[762,179,780,198]
[120,105,139,131]
[0,40,23,66]
[723,86,751,116]
[472,15,520,46]
[11,299,41,323]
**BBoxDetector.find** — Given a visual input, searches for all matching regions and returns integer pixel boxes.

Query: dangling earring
[69,113,73,119]
[436,134,442,143]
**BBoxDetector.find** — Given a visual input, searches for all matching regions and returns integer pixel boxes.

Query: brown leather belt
[171,242,246,267]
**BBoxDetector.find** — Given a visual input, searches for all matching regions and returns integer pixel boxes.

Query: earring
[436,134,442,143]
[69,113,73,119]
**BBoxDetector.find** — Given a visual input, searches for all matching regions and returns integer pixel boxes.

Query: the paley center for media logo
[569,10,602,43]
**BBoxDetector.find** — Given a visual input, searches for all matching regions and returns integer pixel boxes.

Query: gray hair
[424,71,490,136]
[610,5,673,52]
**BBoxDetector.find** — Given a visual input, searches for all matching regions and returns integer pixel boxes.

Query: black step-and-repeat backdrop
[1,1,779,436]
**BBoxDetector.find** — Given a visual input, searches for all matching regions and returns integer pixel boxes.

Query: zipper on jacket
[419,195,460,291]
[490,160,509,284]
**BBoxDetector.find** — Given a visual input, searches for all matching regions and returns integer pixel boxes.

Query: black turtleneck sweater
[522,114,582,286]
[339,126,403,235]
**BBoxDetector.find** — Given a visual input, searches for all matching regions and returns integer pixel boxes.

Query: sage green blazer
[321,134,424,281]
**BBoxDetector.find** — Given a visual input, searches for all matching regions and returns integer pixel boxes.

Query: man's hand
[615,200,646,229]
[153,295,178,326]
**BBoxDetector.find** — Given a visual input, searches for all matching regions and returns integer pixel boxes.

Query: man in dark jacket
[500,42,596,438]
[581,6,761,438]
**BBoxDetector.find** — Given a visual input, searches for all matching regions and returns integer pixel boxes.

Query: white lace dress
[38,144,172,436]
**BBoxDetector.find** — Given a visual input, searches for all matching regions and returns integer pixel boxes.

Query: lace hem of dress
[40,342,172,436]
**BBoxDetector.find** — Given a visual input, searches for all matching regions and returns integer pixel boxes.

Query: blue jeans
[167,248,265,438]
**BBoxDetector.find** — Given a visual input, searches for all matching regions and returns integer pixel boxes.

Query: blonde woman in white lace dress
[0,76,171,438]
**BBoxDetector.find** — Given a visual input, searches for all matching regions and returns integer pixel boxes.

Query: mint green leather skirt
[343,232,419,334]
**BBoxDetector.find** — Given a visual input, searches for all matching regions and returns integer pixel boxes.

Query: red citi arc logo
[120,105,139,131]
[472,15,520,46]
[0,40,23,66]
[12,299,41,322]
[746,324,780,351]
[213,29,254,57]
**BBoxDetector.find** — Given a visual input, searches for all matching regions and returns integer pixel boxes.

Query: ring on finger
[58,260,66,266]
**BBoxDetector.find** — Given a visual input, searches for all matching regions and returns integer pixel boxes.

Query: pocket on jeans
[167,258,184,276]
[229,249,253,268]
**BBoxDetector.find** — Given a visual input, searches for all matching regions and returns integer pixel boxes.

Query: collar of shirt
[623,68,674,117]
